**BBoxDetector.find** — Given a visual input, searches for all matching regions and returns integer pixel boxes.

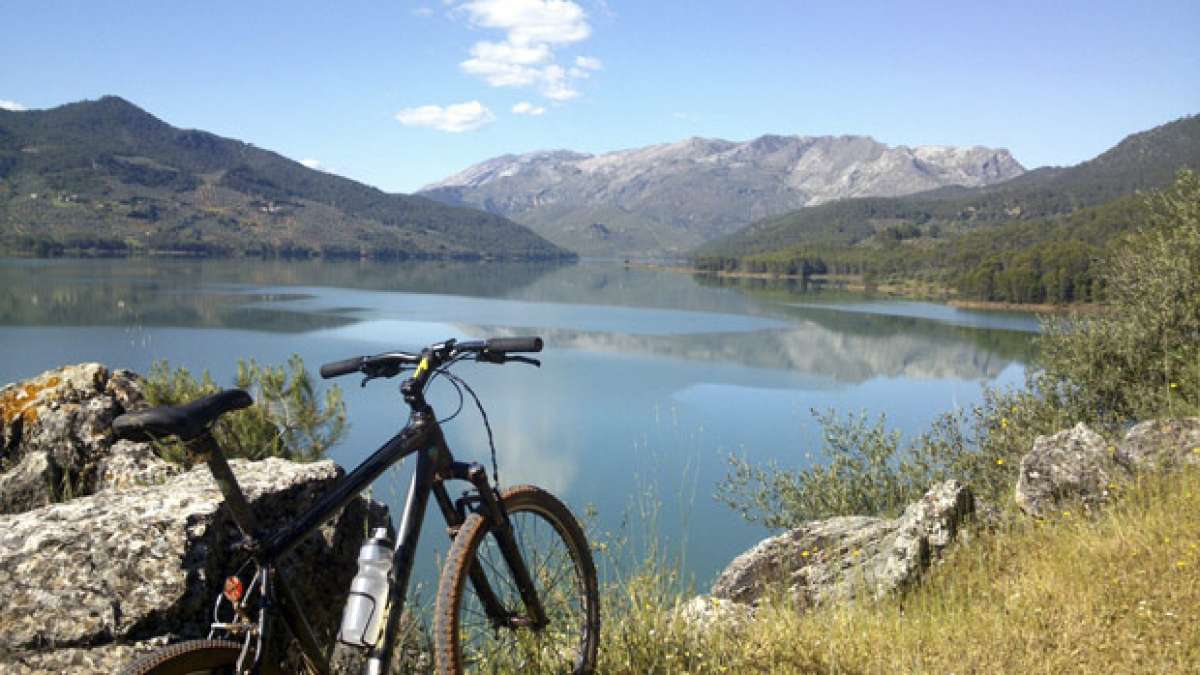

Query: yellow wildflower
[996,458,1005,466]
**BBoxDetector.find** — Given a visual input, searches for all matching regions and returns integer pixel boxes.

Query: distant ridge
[419,134,1025,258]
[689,114,1200,306]
[698,114,1200,260]
[0,96,572,260]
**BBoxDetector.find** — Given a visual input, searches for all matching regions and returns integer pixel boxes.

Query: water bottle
[338,527,393,647]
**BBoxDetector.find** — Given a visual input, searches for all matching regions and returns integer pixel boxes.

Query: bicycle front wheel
[434,485,599,674]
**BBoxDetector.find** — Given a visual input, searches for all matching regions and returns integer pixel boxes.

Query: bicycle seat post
[192,431,260,538]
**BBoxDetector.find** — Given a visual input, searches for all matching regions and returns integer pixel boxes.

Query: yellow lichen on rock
[0,376,62,427]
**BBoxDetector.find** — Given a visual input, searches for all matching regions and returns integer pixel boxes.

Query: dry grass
[598,468,1200,673]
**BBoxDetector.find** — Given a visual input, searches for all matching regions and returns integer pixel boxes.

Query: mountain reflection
[0,257,566,332]
[462,321,1027,383]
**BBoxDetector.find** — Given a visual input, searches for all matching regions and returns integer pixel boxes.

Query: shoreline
[626,261,1100,315]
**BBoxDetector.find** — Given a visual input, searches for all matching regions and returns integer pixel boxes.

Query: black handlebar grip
[486,336,543,353]
[319,356,365,379]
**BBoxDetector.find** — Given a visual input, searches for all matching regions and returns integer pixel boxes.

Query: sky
[2,0,1197,193]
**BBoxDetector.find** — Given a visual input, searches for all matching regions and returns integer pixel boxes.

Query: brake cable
[439,367,501,489]
[431,356,467,425]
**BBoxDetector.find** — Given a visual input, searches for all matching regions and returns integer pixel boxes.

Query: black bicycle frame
[204,393,546,674]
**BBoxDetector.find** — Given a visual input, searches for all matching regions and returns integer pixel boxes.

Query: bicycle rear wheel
[119,639,282,675]
[434,485,599,674]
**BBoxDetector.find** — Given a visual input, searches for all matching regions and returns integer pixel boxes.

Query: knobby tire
[433,484,599,674]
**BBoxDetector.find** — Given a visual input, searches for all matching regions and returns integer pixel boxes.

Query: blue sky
[2,1,1197,193]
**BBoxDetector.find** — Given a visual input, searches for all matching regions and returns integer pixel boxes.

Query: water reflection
[0,258,567,331]
[462,320,1026,383]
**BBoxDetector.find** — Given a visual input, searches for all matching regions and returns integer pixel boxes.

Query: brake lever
[360,363,406,386]
[474,352,540,367]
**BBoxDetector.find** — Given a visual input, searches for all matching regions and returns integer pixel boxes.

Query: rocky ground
[0,364,388,673]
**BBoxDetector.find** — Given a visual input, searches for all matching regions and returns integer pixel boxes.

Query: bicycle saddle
[112,389,253,442]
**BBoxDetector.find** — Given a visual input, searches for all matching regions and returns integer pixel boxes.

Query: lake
[0,257,1038,591]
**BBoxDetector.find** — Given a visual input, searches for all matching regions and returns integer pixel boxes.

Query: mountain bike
[113,337,600,674]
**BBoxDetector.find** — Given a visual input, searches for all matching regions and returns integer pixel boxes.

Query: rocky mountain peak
[419,133,1025,257]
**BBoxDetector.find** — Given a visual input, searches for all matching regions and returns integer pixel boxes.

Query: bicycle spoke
[449,503,590,672]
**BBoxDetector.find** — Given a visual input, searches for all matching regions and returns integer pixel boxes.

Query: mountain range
[699,113,1200,260]
[0,97,570,260]
[419,135,1025,257]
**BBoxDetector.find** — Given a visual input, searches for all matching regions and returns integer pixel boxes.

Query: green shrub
[143,354,347,464]
[716,390,1064,525]
[1036,169,1200,428]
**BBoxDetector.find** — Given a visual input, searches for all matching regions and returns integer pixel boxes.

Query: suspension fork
[440,461,548,629]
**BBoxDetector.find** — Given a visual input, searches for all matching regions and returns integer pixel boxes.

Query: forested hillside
[695,115,1200,304]
[0,97,572,260]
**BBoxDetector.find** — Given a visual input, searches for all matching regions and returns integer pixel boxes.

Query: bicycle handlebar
[319,356,368,379]
[319,336,543,380]
[457,336,543,354]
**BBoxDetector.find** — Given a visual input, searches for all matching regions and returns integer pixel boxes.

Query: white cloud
[460,40,550,86]
[470,39,551,66]
[540,64,579,101]
[0,99,28,111]
[461,0,590,46]
[299,159,322,170]
[455,0,596,102]
[395,101,496,132]
[512,101,546,116]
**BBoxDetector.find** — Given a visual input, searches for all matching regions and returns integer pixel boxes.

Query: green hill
[0,97,573,260]
[694,115,1200,303]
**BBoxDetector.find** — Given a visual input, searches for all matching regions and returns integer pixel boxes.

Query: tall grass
[598,467,1200,673]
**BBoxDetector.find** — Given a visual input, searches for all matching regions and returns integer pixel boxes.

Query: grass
[596,467,1200,673]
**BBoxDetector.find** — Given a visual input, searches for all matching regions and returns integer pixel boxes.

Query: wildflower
[1192,447,1200,455]
[996,458,1005,466]
[1062,511,1071,518]
[801,550,810,558]
[1177,561,1189,569]
[1170,382,1179,389]
[1001,418,1009,429]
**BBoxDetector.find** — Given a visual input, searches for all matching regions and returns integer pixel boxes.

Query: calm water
[0,258,1037,589]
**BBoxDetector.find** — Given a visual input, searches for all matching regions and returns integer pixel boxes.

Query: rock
[1014,423,1127,517]
[0,458,388,671]
[712,481,974,608]
[675,595,754,631]
[0,364,146,513]
[0,450,57,513]
[96,440,182,491]
[1116,418,1200,472]
[0,641,160,674]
